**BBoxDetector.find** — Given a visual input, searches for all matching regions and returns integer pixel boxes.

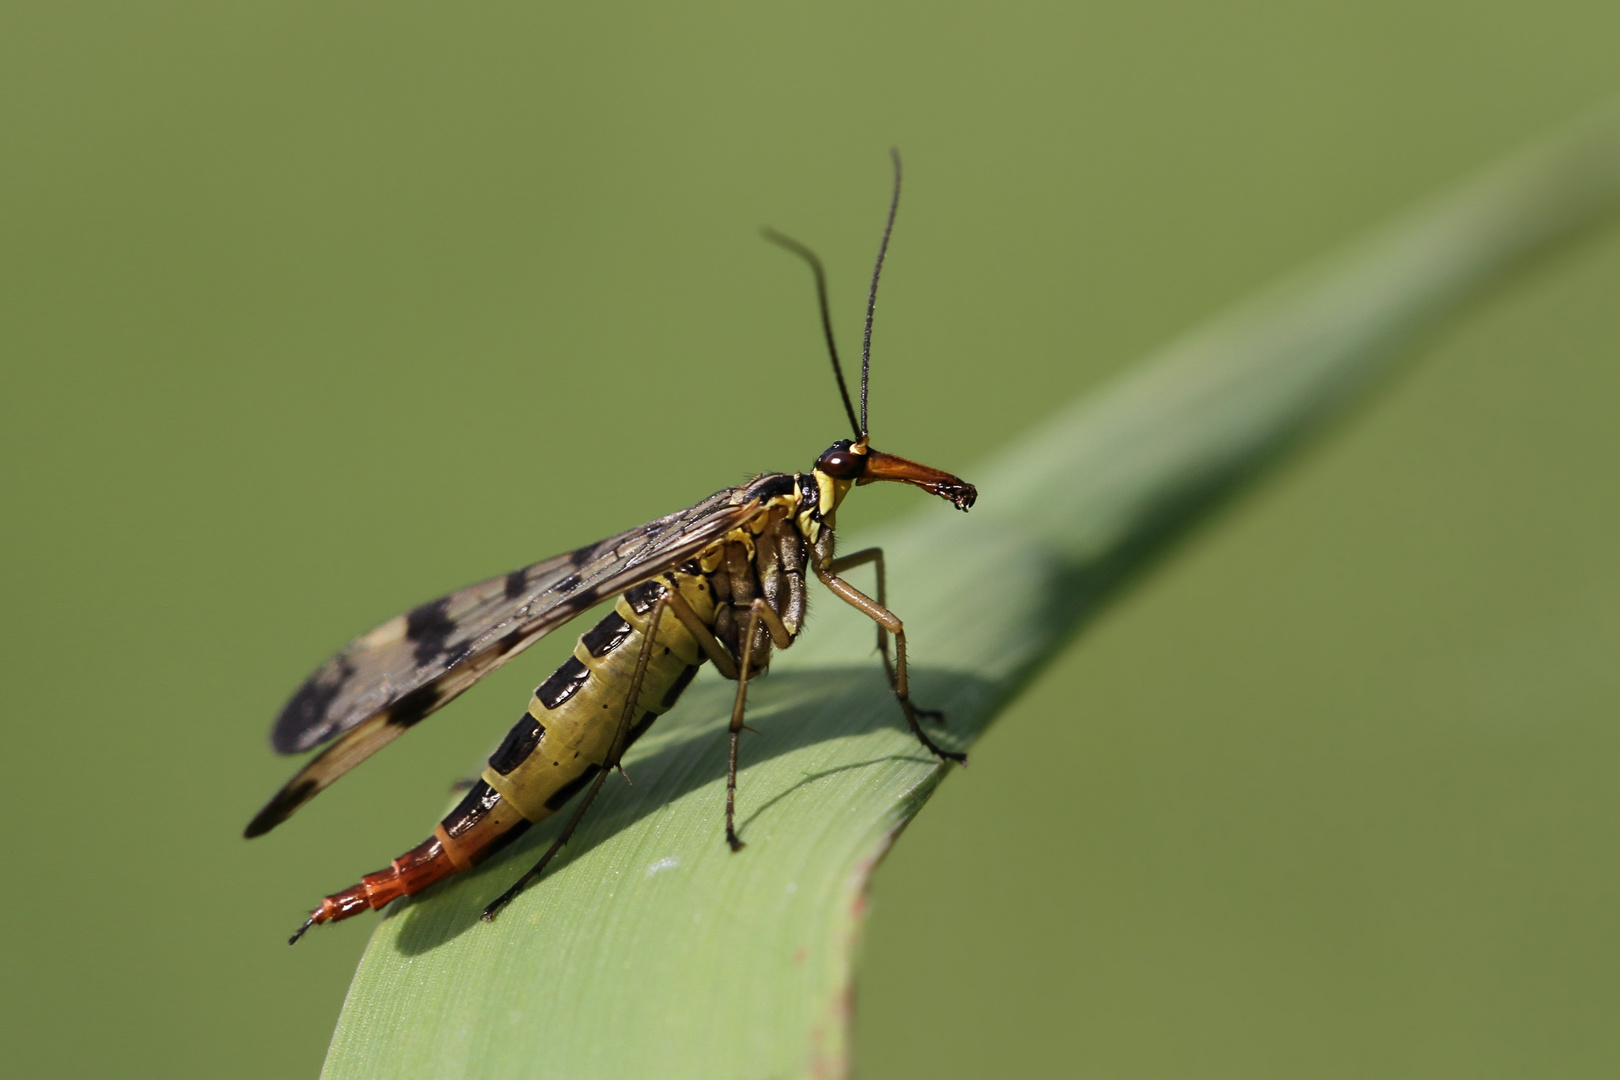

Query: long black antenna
[761,228,860,437]
[860,148,902,438]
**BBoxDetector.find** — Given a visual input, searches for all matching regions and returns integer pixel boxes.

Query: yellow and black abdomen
[477,573,715,823]
[298,571,718,931]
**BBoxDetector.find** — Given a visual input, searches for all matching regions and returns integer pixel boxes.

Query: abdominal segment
[299,572,717,931]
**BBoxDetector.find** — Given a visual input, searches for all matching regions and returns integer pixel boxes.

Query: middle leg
[723,597,794,851]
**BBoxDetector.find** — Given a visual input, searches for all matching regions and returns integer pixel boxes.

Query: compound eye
[816,440,866,479]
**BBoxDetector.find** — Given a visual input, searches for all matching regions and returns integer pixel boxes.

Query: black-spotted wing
[245,476,791,838]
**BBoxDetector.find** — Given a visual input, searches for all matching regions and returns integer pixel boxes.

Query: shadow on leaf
[386,665,995,956]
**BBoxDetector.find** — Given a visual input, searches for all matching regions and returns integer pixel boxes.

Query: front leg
[828,547,944,725]
[814,559,965,765]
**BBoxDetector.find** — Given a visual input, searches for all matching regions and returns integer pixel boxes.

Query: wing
[245,475,793,838]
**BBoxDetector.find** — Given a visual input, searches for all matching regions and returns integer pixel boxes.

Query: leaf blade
[323,102,1620,1080]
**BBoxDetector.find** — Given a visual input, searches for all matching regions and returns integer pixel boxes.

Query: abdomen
[299,572,717,929]
[478,575,712,820]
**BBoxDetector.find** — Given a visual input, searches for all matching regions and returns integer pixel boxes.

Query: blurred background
[4,2,1620,1077]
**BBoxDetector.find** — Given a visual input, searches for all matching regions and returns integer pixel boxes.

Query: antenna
[860,148,902,438]
[762,228,860,437]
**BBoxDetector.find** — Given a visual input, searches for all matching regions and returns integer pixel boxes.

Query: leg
[828,548,943,724]
[482,590,669,921]
[661,575,740,678]
[723,598,795,851]
[480,762,614,921]
[814,562,965,765]
[656,579,794,853]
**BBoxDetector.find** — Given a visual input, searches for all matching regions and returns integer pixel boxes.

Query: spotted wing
[246,477,787,838]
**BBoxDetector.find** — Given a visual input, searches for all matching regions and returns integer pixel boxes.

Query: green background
[4,3,1619,1077]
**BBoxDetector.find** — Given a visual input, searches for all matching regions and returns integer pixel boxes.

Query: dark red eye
[815,440,866,479]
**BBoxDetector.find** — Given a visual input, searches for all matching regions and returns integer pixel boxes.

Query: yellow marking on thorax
[808,472,853,534]
[726,494,801,550]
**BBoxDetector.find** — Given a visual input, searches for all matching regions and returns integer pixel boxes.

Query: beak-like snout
[858,448,977,511]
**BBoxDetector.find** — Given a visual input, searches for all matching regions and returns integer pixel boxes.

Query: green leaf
[323,104,1620,1079]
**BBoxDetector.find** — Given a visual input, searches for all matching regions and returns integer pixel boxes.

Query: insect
[246,152,976,944]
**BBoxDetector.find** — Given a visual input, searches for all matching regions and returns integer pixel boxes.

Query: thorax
[694,485,815,669]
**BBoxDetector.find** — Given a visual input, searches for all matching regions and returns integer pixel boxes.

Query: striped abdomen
[300,571,718,929]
